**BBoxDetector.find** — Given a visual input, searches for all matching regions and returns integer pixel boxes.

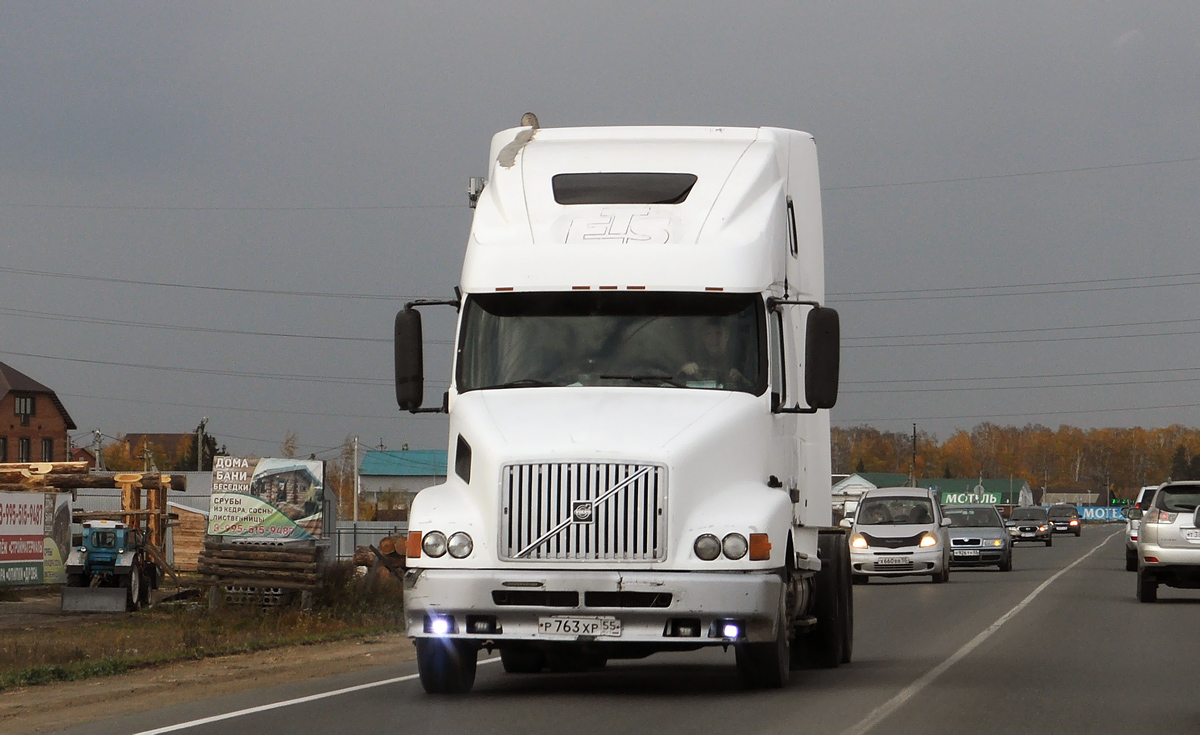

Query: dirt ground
[0,589,416,735]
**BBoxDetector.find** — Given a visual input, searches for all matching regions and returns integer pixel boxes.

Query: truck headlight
[447,532,473,559]
[694,534,721,561]
[722,533,748,560]
[422,531,448,558]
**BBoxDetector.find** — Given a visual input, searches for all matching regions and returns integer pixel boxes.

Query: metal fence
[331,521,409,561]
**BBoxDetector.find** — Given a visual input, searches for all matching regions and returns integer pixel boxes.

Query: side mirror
[395,308,425,411]
[939,517,953,528]
[804,306,840,409]
[1126,508,1143,521]
[838,518,854,528]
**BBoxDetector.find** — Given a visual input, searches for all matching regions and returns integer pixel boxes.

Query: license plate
[876,556,908,566]
[1021,532,1034,538]
[537,616,622,637]
[1184,529,1200,542]
[953,549,980,557]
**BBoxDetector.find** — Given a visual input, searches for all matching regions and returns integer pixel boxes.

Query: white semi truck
[395,117,849,694]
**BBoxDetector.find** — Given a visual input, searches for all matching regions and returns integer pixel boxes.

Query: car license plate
[538,616,622,637]
[1020,532,1034,538]
[876,556,908,566]
[1184,529,1200,542]
[953,549,980,557]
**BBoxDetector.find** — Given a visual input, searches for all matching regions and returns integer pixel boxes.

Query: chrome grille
[500,462,666,561]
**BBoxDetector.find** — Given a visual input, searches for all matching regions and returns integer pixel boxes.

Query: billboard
[208,457,326,539]
[1,491,71,586]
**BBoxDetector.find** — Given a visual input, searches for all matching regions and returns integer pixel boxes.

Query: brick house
[0,361,77,463]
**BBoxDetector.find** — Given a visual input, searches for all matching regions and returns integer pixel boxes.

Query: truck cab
[396,121,848,693]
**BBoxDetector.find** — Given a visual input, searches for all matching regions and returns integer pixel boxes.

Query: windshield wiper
[600,374,686,388]
[488,379,557,389]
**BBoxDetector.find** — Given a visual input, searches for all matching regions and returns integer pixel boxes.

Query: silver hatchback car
[1131,482,1200,603]
[849,487,952,584]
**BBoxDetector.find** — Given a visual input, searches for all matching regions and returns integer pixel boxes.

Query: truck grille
[500,462,666,561]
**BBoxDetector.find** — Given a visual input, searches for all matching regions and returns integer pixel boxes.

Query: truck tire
[736,590,790,689]
[121,567,142,612]
[1125,548,1138,572]
[791,531,849,670]
[500,645,546,674]
[1136,570,1157,603]
[416,638,478,694]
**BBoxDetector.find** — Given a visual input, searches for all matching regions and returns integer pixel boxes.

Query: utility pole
[92,429,105,471]
[910,423,917,486]
[196,417,208,471]
[353,436,360,523]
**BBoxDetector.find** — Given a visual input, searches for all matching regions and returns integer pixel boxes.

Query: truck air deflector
[552,173,698,205]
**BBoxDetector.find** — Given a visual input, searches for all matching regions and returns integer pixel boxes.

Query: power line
[844,375,1200,395]
[823,154,1200,192]
[0,349,392,386]
[0,202,460,212]
[845,365,1200,385]
[830,276,1200,303]
[0,266,422,302]
[835,400,1200,424]
[0,305,455,345]
[59,391,447,420]
[844,326,1200,349]
[844,315,1200,342]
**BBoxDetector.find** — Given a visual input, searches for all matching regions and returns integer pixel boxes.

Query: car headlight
[694,534,721,561]
[919,533,938,548]
[1038,525,1048,532]
[447,532,473,559]
[991,539,1004,547]
[722,533,748,560]
[422,531,448,558]
[851,534,868,549]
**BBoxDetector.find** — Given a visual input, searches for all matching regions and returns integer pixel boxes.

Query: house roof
[0,361,76,429]
[359,450,448,477]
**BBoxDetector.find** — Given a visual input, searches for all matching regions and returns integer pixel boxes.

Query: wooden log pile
[199,539,320,592]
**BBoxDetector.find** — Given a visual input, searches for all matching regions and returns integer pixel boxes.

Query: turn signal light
[749,533,771,560]
[406,532,423,558]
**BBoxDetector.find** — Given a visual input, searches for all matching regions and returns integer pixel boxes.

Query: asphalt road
[63,526,1200,735]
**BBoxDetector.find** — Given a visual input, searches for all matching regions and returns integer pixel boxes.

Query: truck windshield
[457,292,766,394]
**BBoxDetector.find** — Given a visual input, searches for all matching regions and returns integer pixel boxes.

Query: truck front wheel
[736,591,790,689]
[416,638,478,694]
[792,531,852,669]
[121,567,142,612]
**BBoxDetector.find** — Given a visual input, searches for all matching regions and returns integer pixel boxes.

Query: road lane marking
[840,528,1122,735]
[131,656,502,734]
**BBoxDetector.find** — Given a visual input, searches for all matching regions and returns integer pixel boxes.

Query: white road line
[131,656,502,735]
[840,528,1122,735]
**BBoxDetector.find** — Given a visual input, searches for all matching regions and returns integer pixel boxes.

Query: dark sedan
[1047,504,1081,536]
[944,505,1012,571]
[1007,506,1053,546]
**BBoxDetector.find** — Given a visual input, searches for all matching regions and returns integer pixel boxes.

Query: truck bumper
[403,568,783,644]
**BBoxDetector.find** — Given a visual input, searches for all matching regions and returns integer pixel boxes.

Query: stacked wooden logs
[198,539,320,591]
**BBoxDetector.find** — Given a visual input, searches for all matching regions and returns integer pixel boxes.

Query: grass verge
[0,562,405,691]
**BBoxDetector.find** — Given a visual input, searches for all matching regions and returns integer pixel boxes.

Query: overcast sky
[2,2,1198,460]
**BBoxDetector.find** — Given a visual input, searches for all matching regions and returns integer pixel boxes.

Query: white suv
[1124,485,1158,571]
[1132,482,1200,603]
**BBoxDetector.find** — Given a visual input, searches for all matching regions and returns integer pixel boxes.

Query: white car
[1133,482,1200,602]
[1124,485,1158,571]
[849,487,952,584]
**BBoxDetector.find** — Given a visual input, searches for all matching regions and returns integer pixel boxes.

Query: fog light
[424,613,456,635]
[722,623,741,638]
[466,615,499,634]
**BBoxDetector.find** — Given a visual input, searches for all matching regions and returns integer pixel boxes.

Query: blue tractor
[63,520,158,612]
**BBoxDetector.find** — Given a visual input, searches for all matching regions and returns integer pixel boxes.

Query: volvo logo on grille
[571,500,594,523]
